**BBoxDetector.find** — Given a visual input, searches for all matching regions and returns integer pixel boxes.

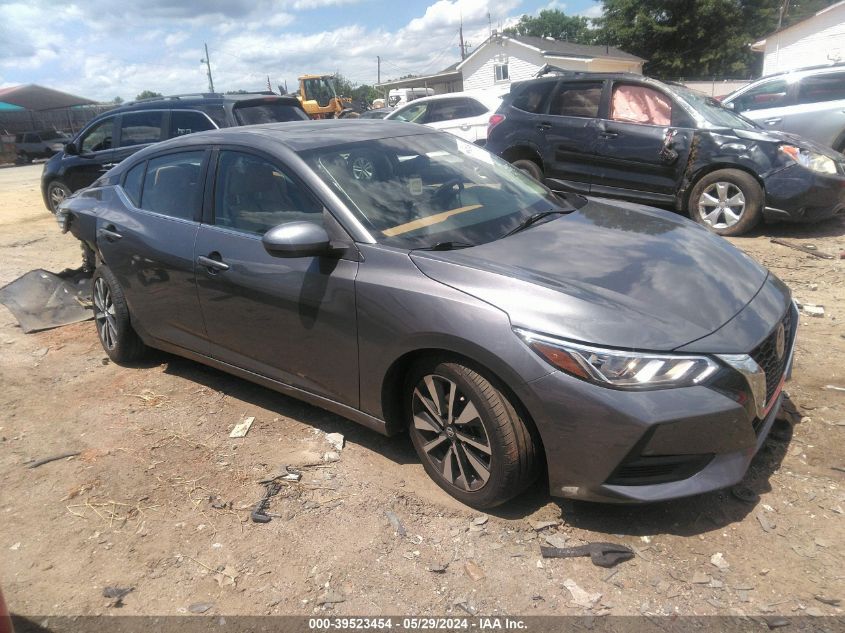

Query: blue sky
[0,0,602,101]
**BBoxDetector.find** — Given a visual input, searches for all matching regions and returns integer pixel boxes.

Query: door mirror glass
[64,141,78,155]
[262,221,332,258]
[723,101,735,111]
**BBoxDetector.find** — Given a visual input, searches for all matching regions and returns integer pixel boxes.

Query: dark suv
[41,92,308,212]
[486,72,845,236]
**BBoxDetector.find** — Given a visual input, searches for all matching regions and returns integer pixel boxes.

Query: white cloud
[578,2,603,19]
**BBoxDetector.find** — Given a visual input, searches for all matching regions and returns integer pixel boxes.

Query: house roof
[0,84,98,111]
[456,34,644,70]
[752,0,845,49]
[375,62,463,90]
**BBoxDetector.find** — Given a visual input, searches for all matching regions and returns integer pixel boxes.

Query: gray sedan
[59,120,796,508]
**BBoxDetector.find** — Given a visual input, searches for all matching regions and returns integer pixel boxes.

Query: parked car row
[58,120,797,508]
[485,70,845,236]
[14,129,71,163]
[40,92,308,212]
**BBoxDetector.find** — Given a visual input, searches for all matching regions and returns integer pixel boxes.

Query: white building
[376,34,643,96]
[458,34,643,91]
[752,1,845,75]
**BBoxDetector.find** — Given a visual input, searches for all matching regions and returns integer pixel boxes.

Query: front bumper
[763,163,845,223]
[516,303,797,504]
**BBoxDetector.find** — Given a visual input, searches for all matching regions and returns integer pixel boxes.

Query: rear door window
[169,110,216,138]
[232,101,309,125]
[79,118,114,153]
[140,151,205,220]
[512,82,556,113]
[120,111,165,147]
[733,80,790,111]
[611,84,673,126]
[392,102,428,123]
[548,82,603,118]
[122,161,146,207]
[797,72,845,105]
[425,99,482,122]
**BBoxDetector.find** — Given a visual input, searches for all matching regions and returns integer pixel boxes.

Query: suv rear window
[549,82,603,118]
[511,82,556,113]
[797,72,845,105]
[170,110,216,137]
[120,111,165,147]
[232,101,308,125]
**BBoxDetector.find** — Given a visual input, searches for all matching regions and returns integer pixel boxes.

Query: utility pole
[377,56,381,84]
[459,22,466,60]
[201,42,215,93]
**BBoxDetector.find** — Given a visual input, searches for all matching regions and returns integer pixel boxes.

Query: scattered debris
[325,432,344,452]
[453,598,476,615]
[318,591,346,605]
[385,510,406,537]
[229,416,254,438]
[102,586,133,608]
[9,542,20,551]
[710,552,730,570]
[801,304,825,318]
[28,451,81,469]
[214,565,237,588]
[824,385,845,392]
[563,578,602,609]
[756,512,776,533]
[426,562,448,573]
[463,560,486,581]
[528,519,559,531]
[540,542,634,568]
[544,533,568,549]
[472,515,489,526]
[763,616,791,630]
[770,238,834,259]
[251,477,286,524]
[690,571,711,584]
[814,595,840,607]
[188,602,214,614]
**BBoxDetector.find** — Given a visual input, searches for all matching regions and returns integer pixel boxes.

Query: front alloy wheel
[412,374,492,492]
[697,181,745,230]
[406,358,538,508]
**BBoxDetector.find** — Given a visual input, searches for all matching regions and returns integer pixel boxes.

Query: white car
[385,90,506,145]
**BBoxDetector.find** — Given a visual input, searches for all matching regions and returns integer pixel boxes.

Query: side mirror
[262,221,333,258]
[64,142,78,155]
[723,101,735,111]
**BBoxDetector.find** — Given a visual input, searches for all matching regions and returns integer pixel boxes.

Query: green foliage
[134,90,163,101]
[504,9,595,43]
[332,73,380,104]
[113,96,124,104]
[596,0,841,78]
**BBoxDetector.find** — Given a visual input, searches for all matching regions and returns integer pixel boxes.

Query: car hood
[733,127,842,159]
[410,198,769,351]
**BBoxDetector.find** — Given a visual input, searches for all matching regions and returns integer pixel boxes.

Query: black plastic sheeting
[0,268,92,333]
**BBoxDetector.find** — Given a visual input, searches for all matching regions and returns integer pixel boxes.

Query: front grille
[750,308,794,406]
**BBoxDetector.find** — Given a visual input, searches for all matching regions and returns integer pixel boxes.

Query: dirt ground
[0,163,843,622]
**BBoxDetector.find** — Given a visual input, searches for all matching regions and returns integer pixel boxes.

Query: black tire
[512,158,543,182]
[688,169,763,236]
[405,357,538,509]
[46,180,72,214]
[91,266,146,363]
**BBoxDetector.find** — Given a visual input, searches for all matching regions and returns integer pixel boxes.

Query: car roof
[124,120,435,157]
[394,90,506,108]
[756,61,845,81]
[110,93,301,113]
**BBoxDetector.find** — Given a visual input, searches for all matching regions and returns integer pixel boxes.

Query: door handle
[197,254,230,273]
[599,131,619,139]
[97,226,122,242]
[102,163,118,169]
[764,118,782,125]
[460,123,471,131]
[536,121,552,131]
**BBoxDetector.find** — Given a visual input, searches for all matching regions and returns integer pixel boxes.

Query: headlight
[515,329,719,389]
[780,144,838,174]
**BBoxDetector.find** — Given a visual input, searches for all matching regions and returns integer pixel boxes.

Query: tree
[504,9,595,43]
[113,96,124,104]
[134,90,163,101]
[595,0,841,79]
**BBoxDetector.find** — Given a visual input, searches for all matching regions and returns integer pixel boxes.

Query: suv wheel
[406,357,538,508]
[92,266,146,363]
[689,169,763,236]
[47,181,72,214]
[512,159,543,182]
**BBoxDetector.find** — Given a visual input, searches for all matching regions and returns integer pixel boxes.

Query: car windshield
[233,101,307,125]
[302,133,577,249]
[672,86,759,130]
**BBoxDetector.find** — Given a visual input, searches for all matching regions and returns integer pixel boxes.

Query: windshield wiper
[415,241,476,251]
[501,209,573,239]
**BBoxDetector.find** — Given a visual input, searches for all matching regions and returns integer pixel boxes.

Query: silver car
[722,64,845,153]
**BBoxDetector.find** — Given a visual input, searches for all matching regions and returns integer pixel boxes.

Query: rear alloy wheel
[407,358,538,508]
[92,266,146,363]
[689,169,763,236]
[511,158,543,182]
[47,181,72,214]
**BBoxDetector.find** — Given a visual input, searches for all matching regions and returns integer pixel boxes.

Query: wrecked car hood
[410,198,768,351]
[732,127,842,159]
